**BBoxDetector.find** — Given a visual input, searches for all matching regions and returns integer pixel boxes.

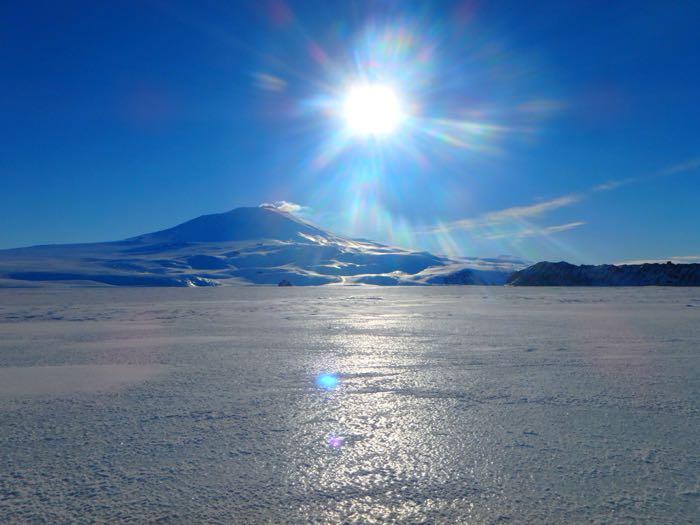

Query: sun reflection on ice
[327,435,345,449]
[315,373,340,390]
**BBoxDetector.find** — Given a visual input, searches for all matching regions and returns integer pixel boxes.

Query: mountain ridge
[507,261,700,286]
[0,206,525,287]
[2,206,697,287]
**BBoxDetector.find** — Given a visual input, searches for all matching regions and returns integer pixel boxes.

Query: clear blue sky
[2,1,699,263]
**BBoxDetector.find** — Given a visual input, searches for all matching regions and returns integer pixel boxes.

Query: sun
[342,84,405,137]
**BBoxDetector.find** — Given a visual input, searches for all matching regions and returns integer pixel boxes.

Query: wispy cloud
[484,221,586,240]
[593,157,700,192]
[540,221,586,235]
[482,196,580,222]
[260,201,307,214]
[421,156,699,238]
[422,195,581,234]
[252,72,287,92]
[592,179,631,192]
[616,255,700,265]
[657,158,700,177]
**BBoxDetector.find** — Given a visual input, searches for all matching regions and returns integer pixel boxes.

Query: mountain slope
[0,206,524,287]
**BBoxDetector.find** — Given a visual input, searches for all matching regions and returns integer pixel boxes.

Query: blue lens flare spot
[327,435,345,449]
[316,373,339,390]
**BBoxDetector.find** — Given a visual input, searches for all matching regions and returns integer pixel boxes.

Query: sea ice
[0,286,697,523]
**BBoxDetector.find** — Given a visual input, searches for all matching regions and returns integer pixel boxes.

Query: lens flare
[327,435,345,449]
[289,14,562,263]
[315,373,339,390]
[342,84,404,137]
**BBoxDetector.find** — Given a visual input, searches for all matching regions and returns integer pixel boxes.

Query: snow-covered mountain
[0,206,526,287]
[507,261,700,286]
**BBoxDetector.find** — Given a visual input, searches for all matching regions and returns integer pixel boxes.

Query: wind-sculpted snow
[508,260,700,286]
[0,206,524,287]
[0,287,698,523]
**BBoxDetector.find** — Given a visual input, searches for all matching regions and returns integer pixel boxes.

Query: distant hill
[507,261,700,286]
[0,206,525,287]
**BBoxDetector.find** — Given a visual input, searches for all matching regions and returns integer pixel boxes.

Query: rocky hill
[507,261,700,286]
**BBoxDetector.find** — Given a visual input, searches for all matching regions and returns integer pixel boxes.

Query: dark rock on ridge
[507,261,700,286]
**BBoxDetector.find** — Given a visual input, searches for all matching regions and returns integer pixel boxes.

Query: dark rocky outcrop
[507,261,700,286]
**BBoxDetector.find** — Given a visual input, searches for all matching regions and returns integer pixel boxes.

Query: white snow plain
[0,286,698,523]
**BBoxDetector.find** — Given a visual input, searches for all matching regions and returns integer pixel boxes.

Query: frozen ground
[0,287,698,523]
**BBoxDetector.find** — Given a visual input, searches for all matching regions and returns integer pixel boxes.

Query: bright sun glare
[342,84,404,137]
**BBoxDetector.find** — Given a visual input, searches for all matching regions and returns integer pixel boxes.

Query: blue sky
[2,1,699,263]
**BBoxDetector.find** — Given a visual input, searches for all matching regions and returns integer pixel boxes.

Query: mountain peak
[134,206,328,243]
[0,205,526,287]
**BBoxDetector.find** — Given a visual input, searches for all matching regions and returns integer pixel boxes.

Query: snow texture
[0,286,698,523]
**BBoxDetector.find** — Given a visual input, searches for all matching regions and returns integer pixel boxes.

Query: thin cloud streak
[484,221,586,240]
[484,196,580,222]
[594,157,700,192]
[657,158,700,177]
[421,156,700,236]
[541,221,586,235]
[422,195,580,234]
[616,255,700,265]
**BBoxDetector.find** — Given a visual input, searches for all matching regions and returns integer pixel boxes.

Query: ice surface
[0,287,698,523]
[0,364,167,396]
